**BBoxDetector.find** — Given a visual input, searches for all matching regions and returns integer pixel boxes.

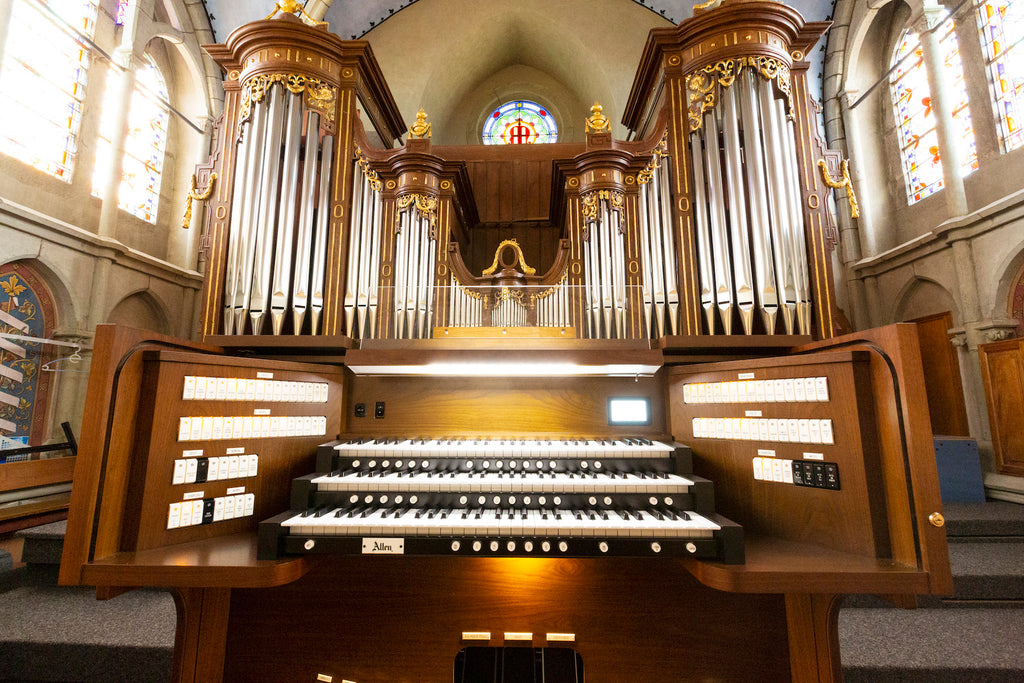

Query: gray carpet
[0,566,175,682]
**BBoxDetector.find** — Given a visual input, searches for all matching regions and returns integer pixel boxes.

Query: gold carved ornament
[817,159,861,219]
[586,102,610,133]
[481,239,537,276]
[580,190,625,223]
[238,74,337,134]
[693,0,723,9]
[181,172,217,229]
[354,147,383,192]
[685,56,792,133]
[264,0,328,26]
[409,108,431,139]
[637,133,669,185]
[396,193,438,231]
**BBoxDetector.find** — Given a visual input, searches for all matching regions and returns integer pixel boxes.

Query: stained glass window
[116,0,129,25]
[482,101,558,145]
[0,0,98,181]
[890,14,977,205]
[0,261,56,456]
[977,1,1024,152]
[93,55,170,223]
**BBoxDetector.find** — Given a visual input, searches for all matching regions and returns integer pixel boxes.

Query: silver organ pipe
[737,70,780,334]
[702,112,735,334]
[582,195,628,339]
[635,149,683,339]
[687,66,816,336]
[720,86,756,335]
[392,204,436,339]
[757,77,798,335]
[220,82,336,336]
[291,112,322,334]
[227,93,268,334]
[343,159,383,339]
[778,99,812,335]
[270,93,303,335]
[309,138,334,335]
[448,276,482,328]
[222,104,255,336]
[247,84,286,334]
[689,131,717,333]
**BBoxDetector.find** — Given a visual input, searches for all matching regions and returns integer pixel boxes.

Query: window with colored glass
[482,101,558,145]
[890,13,977,205]
[93,55,170,223]
[0,0,99,181]
[977,1,1024,152]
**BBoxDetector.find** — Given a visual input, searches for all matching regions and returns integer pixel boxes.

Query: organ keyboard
[258,437,744,563]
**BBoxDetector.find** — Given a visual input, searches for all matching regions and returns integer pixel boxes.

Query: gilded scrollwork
[481,239,537,276]
[396,193,438,231]
[580,189,625,223]
[685,56,792,132]
[637,133,669,185]
[238,73,338,135]
[354,147,382,192]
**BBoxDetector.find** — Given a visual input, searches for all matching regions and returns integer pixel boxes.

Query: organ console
[60,2,951,682]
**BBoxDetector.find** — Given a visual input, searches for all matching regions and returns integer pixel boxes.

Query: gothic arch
[891,276,960,324]
[106,290,172,334]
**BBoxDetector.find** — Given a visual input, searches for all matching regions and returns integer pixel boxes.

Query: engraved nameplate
[361,538,405,554]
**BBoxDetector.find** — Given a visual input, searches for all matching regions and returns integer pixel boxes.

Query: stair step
[15,519,66,565]
[840,606,1024,682]
[943,502,1024,539]
[0,566,174,682]
[950,542,1024,600]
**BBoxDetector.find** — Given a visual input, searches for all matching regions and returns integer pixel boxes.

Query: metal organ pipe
[721,86,756,335]
[247,84,287,334]
[778,99,812,335]
[689,131,717,334]
[757,77,797,335]
[658,158,680,336]
[737,69,779,333]
[292,112,322,334]
[229,93,268,334]
[270,93,303,335]
[703,112,735,334]
[309,136,334,335]
[222,109,254,335]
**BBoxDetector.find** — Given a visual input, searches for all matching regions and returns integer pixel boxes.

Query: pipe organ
[193,0,849,344]
[63,4,951,683]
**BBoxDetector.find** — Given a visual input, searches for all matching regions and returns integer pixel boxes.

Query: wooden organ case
[61,2,950,683]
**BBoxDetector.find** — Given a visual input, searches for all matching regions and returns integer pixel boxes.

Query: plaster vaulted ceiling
[202,0,838,144]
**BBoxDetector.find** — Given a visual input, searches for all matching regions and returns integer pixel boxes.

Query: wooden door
[910,312,969,437]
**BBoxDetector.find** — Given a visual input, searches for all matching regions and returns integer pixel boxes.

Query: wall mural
[0,261,56,458]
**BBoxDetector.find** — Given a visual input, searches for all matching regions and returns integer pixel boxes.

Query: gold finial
[409,108,431,139]
[264,1,328,25]
[585,102,610,134]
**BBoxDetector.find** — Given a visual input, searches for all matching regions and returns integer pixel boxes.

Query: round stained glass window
[482,100,558,145]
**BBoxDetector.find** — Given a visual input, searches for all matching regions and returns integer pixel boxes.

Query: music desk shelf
[78,533,310,589]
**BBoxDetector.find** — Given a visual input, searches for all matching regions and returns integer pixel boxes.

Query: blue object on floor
[933,437,986,503]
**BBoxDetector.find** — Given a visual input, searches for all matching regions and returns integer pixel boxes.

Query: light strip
[347,361,660,377]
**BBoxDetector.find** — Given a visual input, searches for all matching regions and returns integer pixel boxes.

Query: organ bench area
[59,1,949,681]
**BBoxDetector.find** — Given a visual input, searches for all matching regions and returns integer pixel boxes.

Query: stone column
[96,48,139,240]
[0,0,14,74]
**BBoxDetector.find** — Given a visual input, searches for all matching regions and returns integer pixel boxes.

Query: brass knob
[928,512,945,528]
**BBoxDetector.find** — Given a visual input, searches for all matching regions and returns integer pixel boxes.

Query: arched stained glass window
[0,0,99,181]
[93,55,170,223]
[977,1,1024,152]
[890,14,977,205]
[482,101,557,145]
